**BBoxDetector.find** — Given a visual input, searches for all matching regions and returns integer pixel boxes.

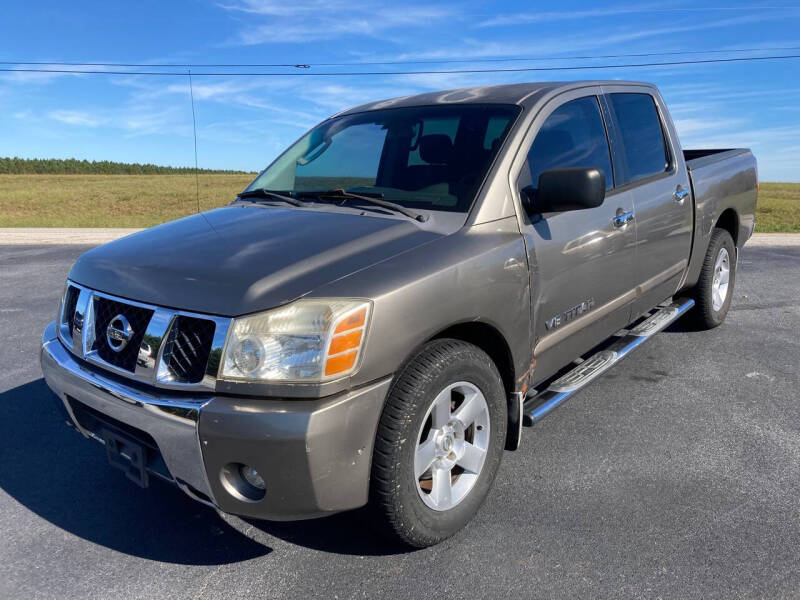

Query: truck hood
[69,204,442,316]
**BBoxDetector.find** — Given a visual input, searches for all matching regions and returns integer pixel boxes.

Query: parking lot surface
[1,243,798,599]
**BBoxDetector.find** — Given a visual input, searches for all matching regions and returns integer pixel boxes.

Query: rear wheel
[369,339,507,548]
[691,228,736,329]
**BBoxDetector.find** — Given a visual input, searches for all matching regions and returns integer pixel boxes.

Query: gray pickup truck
[41,81,757,547]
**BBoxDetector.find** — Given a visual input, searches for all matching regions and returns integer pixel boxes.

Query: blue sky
[1,1,799,181]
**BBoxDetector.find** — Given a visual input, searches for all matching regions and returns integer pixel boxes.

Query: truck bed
[683,148,751,171]
[679,147,758,294]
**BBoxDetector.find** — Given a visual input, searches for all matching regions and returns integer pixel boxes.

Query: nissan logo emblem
[106,314,133,352]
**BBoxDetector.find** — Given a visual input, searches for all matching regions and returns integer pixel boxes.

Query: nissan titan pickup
[41,81,758,547]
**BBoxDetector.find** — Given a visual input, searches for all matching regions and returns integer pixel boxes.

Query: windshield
[246,104,520,213]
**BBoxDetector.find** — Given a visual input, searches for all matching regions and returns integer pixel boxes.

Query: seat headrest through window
[419,134,453,165]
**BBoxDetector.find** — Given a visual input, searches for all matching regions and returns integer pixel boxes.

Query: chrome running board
[523,298,695,425]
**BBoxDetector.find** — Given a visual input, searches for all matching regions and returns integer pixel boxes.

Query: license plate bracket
[102,428,149,488]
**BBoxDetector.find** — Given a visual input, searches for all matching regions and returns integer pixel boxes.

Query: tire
[691,227,736,329]
[369,339,507,548]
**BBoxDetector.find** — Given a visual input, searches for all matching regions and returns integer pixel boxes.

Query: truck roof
[336,80,656,116]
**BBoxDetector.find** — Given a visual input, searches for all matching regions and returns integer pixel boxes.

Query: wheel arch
[715,208,739,247]
[428,321,521,451]
[430,321,516,398]
[384,319,524,452]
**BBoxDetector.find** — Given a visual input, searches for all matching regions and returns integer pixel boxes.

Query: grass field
[753,182,800,233]
[0,174,253,228]
[0,174,797,231]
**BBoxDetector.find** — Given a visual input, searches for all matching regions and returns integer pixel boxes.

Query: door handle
[612,210,634,228]
[674,186,689,203]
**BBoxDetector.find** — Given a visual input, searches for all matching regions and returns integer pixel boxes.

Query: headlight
[220,299,371,383]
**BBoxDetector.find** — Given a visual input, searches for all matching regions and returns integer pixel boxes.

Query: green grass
[0,174,798,231]
[754,182,800,233]
[0,174,253,227]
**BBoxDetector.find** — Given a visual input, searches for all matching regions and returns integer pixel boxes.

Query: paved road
[1,243,799,599]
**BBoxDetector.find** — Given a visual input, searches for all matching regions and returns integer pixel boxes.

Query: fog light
[239,464,265,490]
[221,462,266,501]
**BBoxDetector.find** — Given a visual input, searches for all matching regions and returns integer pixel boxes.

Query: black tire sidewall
[371,340,507,546]
[696,229,736,328]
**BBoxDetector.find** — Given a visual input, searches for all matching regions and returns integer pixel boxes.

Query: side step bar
[523,298,695,426]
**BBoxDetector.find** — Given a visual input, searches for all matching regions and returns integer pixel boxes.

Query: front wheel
[369,339,507,548]
[691,227,736,329]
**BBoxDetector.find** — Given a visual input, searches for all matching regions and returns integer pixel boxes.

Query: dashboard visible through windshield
[246,104,520,213]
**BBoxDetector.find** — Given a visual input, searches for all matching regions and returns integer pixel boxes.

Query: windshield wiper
[297,188,428,222]
[237,188,307,207]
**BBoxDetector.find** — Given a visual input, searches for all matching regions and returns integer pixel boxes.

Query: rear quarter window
[608,93,670,184]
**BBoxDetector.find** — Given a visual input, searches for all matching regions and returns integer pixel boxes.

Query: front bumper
[41,321,391,520]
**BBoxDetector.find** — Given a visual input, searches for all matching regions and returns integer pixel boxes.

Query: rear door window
[607,93,670,183]
[524,96,614,191]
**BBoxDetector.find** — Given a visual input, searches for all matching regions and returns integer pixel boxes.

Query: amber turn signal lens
[324,304,369,377]
[324,350,357,376]
[328,329,362,355]
[333,307,366,334]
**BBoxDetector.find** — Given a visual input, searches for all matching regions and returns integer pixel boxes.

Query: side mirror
[522,167,606,214]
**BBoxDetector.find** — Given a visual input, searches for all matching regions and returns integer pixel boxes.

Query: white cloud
[47,110,108,127]
[672,116,747,138]
[479,5,800,28]
[218,0,351,17]
[589,14,785,47]
[478,5,666,28]
[36,104,191,137]
[358,13,790,74]
[220,0,454,44]
[113,74,406,126]
[674,120,800,181]
[0,63,126,86]
[119,106,190,137]
[379,40,543,63]
[0,70,74,84]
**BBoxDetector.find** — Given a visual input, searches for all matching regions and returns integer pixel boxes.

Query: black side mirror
[522,167,606,213]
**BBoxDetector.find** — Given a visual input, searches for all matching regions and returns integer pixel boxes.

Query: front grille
[59,280,229,389]
[163,316,216,383]
[64,285,80,336]
[93,297,154,372]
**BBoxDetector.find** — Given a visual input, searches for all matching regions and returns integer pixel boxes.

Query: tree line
[0,157,254,175]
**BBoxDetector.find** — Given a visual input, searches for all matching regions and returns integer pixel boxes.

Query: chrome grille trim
[57,280,231,392]
[163,316,218,384]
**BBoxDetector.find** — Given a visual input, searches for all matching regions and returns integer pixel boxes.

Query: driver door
[515,92,638,383]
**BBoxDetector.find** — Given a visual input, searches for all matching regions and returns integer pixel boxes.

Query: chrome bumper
[40,320,393,519]
[41,320,216,502]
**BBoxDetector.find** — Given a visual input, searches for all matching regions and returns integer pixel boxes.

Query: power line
[2,45,800,68]
[0,53,799,76]
[315,45,800,66]
[0,60,309,68]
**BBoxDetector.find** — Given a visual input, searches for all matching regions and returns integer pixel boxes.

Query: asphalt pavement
[1,243,798,599]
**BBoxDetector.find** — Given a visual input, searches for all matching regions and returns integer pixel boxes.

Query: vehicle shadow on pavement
[243,512,413,557]
[663,313,705,333]
[0,379,271,566]
[0,379,410,559]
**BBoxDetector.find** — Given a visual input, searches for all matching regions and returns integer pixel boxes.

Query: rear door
[512,89,638,382]
[601,87,694,315]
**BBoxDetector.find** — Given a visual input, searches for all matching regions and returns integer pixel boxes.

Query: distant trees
[0,157,253,175]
